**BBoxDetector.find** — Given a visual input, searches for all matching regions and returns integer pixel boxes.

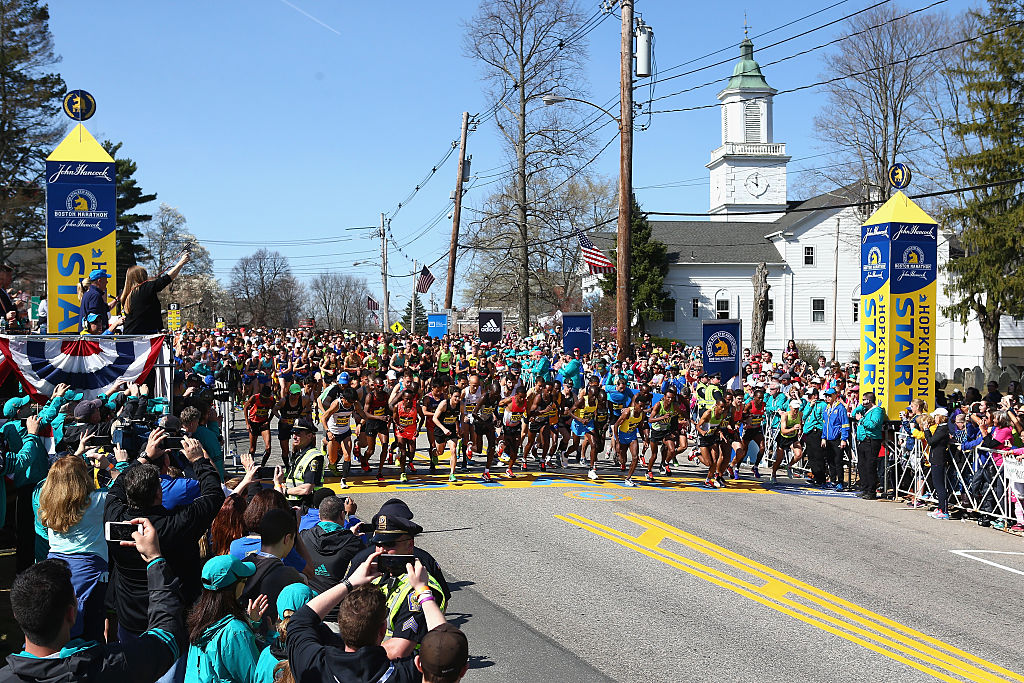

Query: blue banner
[562,313,593,355]
[701,319,742,381]
[427,313,448,338]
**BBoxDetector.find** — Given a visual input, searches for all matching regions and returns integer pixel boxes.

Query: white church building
[585,36,1024,376]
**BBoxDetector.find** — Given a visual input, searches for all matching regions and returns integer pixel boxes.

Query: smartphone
[163,435,184,450]
[89,434,113,447]
[105,521,142,542]
[375,554,415,575]
[254,466,276,480]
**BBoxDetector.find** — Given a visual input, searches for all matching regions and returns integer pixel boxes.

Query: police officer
[368,513,448,660]
[276,417,324,505]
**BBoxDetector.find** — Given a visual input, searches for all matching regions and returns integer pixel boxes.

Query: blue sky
[48,0,969,312]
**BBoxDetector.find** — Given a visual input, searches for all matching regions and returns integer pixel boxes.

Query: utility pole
[615,0,635,361]
[831,216,840,361]
[411,259,418,336]
[446,112,470,310]
[380,212,390,330]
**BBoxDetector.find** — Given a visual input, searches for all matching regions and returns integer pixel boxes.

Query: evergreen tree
[102,140,156,282]
[401,295,428,335]
[942,0,1024,379]
[0,0,65,266]
[599,200,669,331]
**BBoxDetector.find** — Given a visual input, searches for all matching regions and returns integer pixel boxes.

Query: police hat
[378,497,415,519]
[291,417,317,434]
[369,514,422,545]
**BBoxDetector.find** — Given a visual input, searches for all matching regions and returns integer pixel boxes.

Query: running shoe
[338,479,348,489]
[751,466,761,479]
[769,474,778,485]
[992,519,1007,530]
[834,483,844,492]
[399,472,408,483]
[360,460,370,472]
[448,473,457,483]
[906,500,925,508]
[521,461,527,471]
[645,471,654,482]
[639,455,648,468]
[623,478,636,487]
[701,479,716,489]
[376,474,385,482]
[711,478,722,489]
[687,449,699,462]
[505,468,516,478]
[481,470,492,482]
[927,510,950,520]
[587,468,599,480]
[540,461,547,472]
[1011,523,1024,533]
[619,463,627,472]
[408,462,417,474]
[786,464,794,479]
[664,465,672,477]
[715,475,726,488]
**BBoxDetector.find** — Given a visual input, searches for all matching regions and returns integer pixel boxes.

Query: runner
[431,384,463,482]
[276,382,309,468]
[647,388,679,480]
[770,400,805,484]
[570,380,600,480]
[615,396,649,487]
[361,374,391,478]
[460,374,484,469]
[245,385,276,463]
[389,387,419,483]
[473,381,501,481]
[320,386,368,489]
[696,395,730,488]
[498,385,528,477]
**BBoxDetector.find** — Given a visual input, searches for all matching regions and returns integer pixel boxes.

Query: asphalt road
[229,418,1024,682]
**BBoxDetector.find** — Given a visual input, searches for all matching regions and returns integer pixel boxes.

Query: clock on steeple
[706,34,790,222]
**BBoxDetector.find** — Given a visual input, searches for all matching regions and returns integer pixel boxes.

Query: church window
[716,298,730,319]
[811,298,825,323]
[744,100,760,143]
[661,298,676,322]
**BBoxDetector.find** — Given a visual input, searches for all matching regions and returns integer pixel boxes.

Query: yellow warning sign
[390,321,405,334]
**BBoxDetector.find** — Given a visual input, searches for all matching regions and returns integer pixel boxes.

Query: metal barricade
[889,430,1018,526]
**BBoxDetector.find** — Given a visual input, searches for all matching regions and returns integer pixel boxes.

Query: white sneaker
[623,477,636,487]
[587,468,598,480]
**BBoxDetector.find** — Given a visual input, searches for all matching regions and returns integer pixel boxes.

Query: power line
[643,0,948,106]
[648,21,1021,116]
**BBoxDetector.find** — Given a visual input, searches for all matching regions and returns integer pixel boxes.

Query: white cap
[789,399,803,410]
[931,407,948,417]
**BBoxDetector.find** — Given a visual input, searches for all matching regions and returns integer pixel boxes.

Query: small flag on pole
[367,296,380,311]
[416,266,435,293]
[573,226,615,274]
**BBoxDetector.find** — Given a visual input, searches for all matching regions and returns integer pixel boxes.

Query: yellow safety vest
[284,445,323,502]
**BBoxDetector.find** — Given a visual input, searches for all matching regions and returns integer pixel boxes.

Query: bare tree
[462,173,614,314]
[228,249,298,327]
[464,0,593,334]
[808,5,951,212]
[750,262,770,354]
[142,203,212,280]
[307,271,374,331]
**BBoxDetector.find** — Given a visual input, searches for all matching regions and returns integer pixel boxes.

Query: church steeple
[706,33,790,222]
[727,38,771,90]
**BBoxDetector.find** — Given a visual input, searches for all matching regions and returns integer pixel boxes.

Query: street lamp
[544,90,632,360]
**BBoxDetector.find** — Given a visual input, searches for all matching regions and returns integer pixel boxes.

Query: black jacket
[301,524,364,595]
[0,560,186,683]
[104,458,224,634]
[926,423,951,461]
[286,605,419,683]
[239,553,305,623]
[346,545,451,603]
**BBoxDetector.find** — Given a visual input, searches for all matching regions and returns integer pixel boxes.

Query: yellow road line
[557,512,1021,683]
[324,471,777,495]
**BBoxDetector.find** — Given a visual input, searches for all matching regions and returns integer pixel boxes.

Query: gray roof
[590,184,868,265]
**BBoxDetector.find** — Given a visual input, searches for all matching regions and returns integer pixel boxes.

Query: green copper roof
[727,38,771,90]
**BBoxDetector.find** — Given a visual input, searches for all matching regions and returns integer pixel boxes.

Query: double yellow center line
[557,512,1021,682]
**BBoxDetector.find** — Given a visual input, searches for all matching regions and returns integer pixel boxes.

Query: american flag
[367,296,380,311]
[416,265,435,293]
[573,226,615,274]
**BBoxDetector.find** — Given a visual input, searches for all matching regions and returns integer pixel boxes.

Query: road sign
[167,303,181,331]
[390,321,405,334]
[216,317,225,329]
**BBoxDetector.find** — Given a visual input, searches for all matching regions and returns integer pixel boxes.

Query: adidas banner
[478,310,503,344]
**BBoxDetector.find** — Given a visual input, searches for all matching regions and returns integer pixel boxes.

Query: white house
[584,36,1024,376]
